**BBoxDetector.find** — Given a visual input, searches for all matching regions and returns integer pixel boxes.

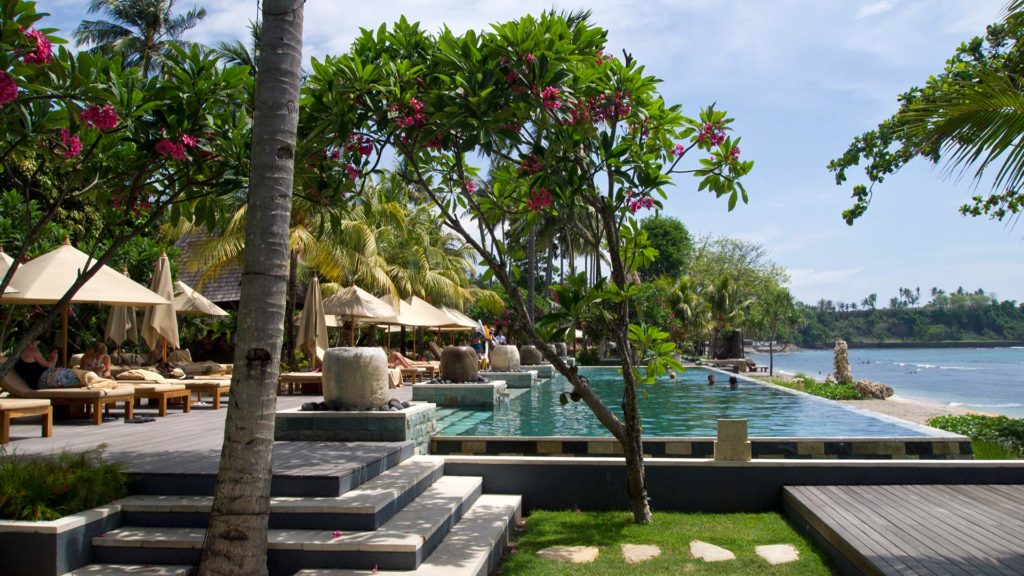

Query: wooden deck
[2,387,414,474]
[784,484,1024,576]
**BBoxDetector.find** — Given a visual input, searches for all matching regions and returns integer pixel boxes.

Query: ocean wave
[936,366,982,371]
[949,402,1024,408]
[893,362,981,371]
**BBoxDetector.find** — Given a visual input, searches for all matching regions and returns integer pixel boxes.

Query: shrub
[0,446,127,521]
[575,347,600,366]
[804,382,864,400]
[926,414,1024,457]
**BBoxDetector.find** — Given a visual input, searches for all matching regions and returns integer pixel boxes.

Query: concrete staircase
[65,447,521,576]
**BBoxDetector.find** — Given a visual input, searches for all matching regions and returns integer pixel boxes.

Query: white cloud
[856,1,896,19]
[789,267,863,287]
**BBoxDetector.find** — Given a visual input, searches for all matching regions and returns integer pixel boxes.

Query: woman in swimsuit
[13,341,80,389]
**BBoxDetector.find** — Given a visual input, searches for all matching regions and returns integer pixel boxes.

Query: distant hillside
[795,301,1024,349]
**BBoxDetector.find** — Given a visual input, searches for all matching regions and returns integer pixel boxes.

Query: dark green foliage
[927,414,1024,457]
[795,295,1024,348]
[804,382,864,400]
[0,447,128,521]
[638,216,692,281]
[576,347,600,366]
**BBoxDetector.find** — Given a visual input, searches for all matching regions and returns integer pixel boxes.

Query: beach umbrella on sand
[105,269,140,348]
[0,248,18,294]
[296,276,328,368]
[172,280,229,317]
[1,239,167,364]
[141,252,179,363]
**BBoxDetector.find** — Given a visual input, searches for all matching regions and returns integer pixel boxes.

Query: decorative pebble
[536,545,600,563]
[622,543,661,563]
[756,544,800,565]
[690,539,736,562]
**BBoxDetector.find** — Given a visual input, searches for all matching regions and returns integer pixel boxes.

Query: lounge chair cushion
[179,361,227,376]
[129,382,186,393]
[1,369,35,397]
[2,366,131,399]
[0,398,50,410]
[116,369,165,381]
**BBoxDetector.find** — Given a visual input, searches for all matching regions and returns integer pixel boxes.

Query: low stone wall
[431,435,974,460]
[520,364,554,378]
[412,382,507,407]
[275,403,436,454]
[0,505,121,576]
[480,371,536,388]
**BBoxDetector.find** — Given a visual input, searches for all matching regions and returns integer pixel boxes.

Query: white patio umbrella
[378,295,452,327]
[105,269,140,348]
[141,252,179,363]
[173,280,229,316]
[438,306,478,331]
[0,239,168,364]
[296,276,328,368]
[0,247,18,294]
[323,285,396,326]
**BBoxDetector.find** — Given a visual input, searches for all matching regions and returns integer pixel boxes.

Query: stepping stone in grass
[756,543,800,565]
[690,539,736,562]
[622,544,661,564]
[536,545,600,563]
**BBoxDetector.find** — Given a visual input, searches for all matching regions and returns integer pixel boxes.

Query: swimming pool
[435,366,939,438]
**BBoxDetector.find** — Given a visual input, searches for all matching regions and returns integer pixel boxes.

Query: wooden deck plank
[787,486,915,575]
[787,485,1024,576]
[863,485,1020,576]
[821,485,966,576]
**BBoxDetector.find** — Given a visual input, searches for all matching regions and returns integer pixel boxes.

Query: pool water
[435,367,933,437]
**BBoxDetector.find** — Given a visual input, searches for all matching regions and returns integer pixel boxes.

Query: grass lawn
[500,510,833,575]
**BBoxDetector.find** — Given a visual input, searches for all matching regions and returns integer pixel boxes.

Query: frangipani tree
[0,1,251,376]
[304,12,752,523]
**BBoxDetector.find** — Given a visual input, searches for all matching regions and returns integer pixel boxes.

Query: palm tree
[705,274,749,358]
[215,21,260,76]
[74,0,207,76]
[197,0,303,572]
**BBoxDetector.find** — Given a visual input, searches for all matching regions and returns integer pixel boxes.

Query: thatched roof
[174,232,241,305]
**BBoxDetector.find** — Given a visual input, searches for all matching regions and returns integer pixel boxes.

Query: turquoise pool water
[435,367,934,437]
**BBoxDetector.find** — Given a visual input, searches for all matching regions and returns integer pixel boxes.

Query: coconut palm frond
[905,70,1024,194]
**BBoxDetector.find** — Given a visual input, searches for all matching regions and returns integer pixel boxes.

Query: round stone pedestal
[323,347,389,410]
[490,345,520,371]
[519,345,542,365]
[440,346,479,382]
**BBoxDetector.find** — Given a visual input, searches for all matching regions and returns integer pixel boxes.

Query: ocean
[749,347,1024,418]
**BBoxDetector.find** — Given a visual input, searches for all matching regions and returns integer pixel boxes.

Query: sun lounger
[184,377,231,409]
[1,370,134,425]
[0,398,52,443]
[278,371,322,395]
[113,370,194,416]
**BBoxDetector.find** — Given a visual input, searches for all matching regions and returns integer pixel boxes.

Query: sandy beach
[839,396,992,426]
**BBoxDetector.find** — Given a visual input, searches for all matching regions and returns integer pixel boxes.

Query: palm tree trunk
[283,249,298,367]
[544,245,554,298]
[197,2,304,574]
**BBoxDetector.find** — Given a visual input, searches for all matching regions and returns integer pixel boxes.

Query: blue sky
[39,0,1022,305]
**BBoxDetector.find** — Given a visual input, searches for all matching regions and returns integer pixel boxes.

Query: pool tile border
[430,435,973,460]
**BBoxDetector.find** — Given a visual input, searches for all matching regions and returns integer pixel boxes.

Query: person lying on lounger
[80,342,112,378]
[15,341,81,389]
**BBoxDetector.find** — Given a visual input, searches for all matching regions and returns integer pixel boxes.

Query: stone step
[118,456,445,530]
[93,476,483,574]
[62,565,194,576]
[292,493,522,576]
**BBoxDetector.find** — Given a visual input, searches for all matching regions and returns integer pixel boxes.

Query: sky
[39,0,1023,306]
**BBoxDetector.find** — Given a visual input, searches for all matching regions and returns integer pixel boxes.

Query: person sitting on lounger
[15,340,81,389]
[387,350,416,369]
[80,342,112,378]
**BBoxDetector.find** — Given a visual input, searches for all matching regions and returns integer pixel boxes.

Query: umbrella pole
[162,339,167,364]
[61,305,69,367]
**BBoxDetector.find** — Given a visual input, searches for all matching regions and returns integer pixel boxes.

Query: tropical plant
[302,11,752,523]
[748,284,798,375]
[197,0,304,573]
[0,2,252,379]
[74,0,207,76]
[705,273,749,358]
[830,3,1024,224]
[638,215,692,281]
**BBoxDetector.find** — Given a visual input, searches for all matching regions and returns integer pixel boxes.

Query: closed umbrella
[141,252,179,363]
[296,276,328,368]
[173,281,229,316]
[1,239,168,364]
[105,269,139,348]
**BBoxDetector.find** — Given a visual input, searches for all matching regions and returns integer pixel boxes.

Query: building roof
[174,232,242,305]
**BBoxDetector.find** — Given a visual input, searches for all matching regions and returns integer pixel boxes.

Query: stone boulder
[554,342,568,357]
[823,373,837,385]
[519,344,542,365]
[834,339,853,383]
[440,346,479,382]
[855,379,894,399]
[323,347,389,410]
[490,345,520,371]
